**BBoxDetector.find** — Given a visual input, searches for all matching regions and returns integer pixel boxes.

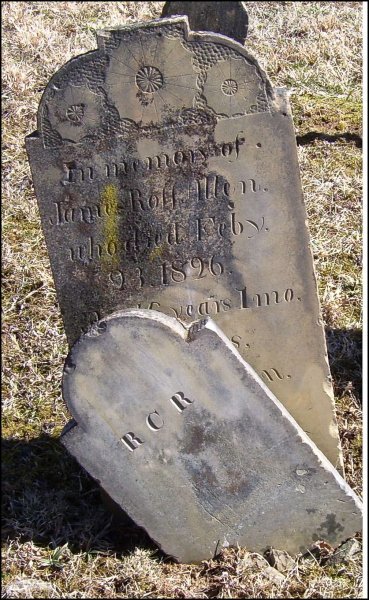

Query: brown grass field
[2,1,365,598]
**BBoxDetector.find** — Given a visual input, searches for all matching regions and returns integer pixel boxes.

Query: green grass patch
[292,94,362,136]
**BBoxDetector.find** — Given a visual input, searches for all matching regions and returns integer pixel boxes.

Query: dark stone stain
[317,513,344,541]
[181,419,217,455]
[192,461,219,489]
[180,407,258,499]
[224,466,254,496]
[306,508,317,514]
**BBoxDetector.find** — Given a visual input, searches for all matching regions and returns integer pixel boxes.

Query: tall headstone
[61,310,362,564]
[26,16,342,469]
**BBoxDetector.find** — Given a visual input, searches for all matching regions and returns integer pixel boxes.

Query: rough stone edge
[273,86,343,474]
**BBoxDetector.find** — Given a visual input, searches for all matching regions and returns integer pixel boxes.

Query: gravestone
[161,1,249,45]
[61,310,362,564]
[26,15,342,469]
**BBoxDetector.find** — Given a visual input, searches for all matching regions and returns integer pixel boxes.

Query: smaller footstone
[161,1,249,44]
[61,309,362,564]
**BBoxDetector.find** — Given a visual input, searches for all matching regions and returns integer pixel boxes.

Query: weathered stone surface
[242,553,286,583]
[260,566,286,585]
[264,548,295,573]
[161,2,249,44]
[325,538,361,565]
[61,309,362,564]
[26,16,342,469]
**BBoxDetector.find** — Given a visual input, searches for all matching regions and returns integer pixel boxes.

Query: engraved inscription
[231,335,250,351]
[238,287,295,309]
[135,283,297,321]
[245,217,268,237]
[49,200,103,226]
[109,267,144,290]
[56,177,235,222]
[196,213,267,242]
[121,391,194,452]
[60,207,267,267]
[146,410,164,431]
[160,256,223,286]
[165,286,296,319]
[170,391,194,413]
[166,297,232,319]
[61,133,246,186]
[261,369,291,382]
[69,236,117,263]
[245,178,269,193]
[121,432,144,452]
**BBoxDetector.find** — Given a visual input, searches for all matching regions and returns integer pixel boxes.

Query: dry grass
[2,2,364,598]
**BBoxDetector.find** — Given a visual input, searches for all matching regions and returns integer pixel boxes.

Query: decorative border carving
[38,18,274,148]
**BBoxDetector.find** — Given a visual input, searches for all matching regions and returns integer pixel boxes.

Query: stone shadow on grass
[325,327,362,492]
[1,434,164,559]
[325,327,362,404]
[296,132,362,148]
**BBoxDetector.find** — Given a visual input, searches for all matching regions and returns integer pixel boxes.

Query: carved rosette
[105,33,199,125]
[135,66,164,93]
[45,84,105,143]
[202,57,263,117]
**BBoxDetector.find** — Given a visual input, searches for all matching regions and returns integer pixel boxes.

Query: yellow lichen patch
[101,183,120,269]
[149,245,165,261]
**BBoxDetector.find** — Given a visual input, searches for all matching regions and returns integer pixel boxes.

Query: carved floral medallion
[105,33,199,125]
